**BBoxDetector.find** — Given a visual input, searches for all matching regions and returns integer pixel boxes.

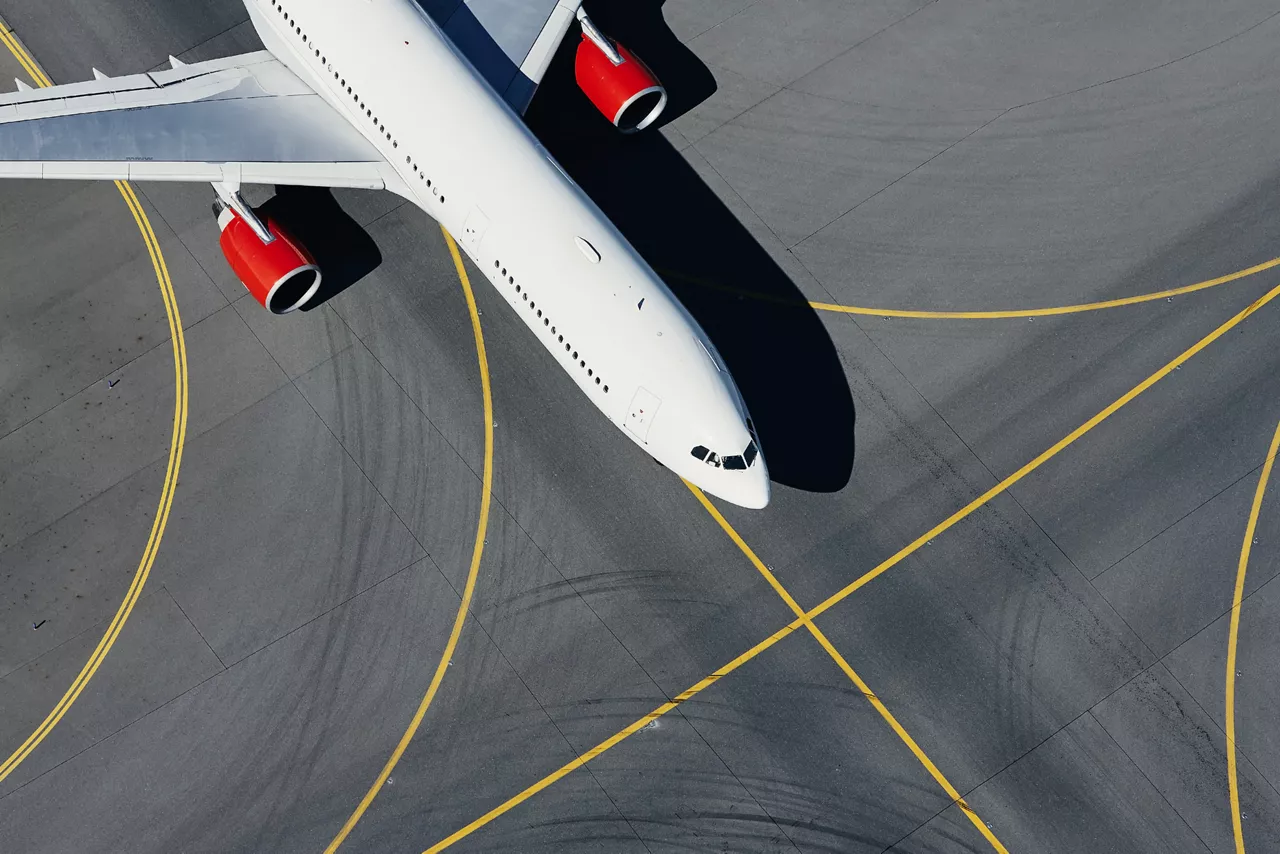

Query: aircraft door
[461,206,490,251]
[625,387,660,443]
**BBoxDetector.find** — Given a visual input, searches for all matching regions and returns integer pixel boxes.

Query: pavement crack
[163,584,226,671]
[143,17,251,72]
[786,107,1011,250]
[1005,8,1280,113]
[1092,459,1268,584]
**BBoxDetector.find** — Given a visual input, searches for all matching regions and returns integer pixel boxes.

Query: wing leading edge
[0,51,388,188]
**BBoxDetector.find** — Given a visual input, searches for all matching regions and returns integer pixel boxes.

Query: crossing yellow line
[324,227,494,851]
[665,255,1280,320]
[424,276,1280,852]
[1225,420,1280,854]
[0,31,188,786]
[687,484,1008,853]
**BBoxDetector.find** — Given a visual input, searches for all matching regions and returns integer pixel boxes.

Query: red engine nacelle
[575,34,668,133]
[217,206,322,314]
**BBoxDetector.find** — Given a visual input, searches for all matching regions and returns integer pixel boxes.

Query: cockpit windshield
[691,437,759,471]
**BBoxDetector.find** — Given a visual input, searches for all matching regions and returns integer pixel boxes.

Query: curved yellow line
[424,276,1280,853]
[0,29,188,785]
[1225,421,1280,854]
[325,227,494,852]
[0,181,187,784]
[665,255,1280,320]
[687,484,1009,854]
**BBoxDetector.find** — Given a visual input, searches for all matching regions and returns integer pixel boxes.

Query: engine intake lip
[266,265,322,314]
[614,85,667,133]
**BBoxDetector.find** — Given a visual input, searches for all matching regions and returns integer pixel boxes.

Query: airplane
[0,0,770,509]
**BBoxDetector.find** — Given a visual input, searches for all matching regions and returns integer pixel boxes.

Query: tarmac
[3,1,1280,851]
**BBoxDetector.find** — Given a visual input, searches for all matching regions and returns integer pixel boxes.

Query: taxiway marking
[424,277,1280,852]
[0,29,188,786]
[0,25,44,85]
[325,227,494,852]
[687,484,1009,853]
[1225,420,1280,854]
[667,254,1280,320]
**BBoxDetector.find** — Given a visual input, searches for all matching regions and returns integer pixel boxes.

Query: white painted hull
[248,0,769,507]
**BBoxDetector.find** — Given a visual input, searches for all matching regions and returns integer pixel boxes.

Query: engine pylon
[214,200,322,314]
[574,9,668,133]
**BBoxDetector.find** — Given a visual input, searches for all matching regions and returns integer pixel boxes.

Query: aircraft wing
[0,51,388,189]
[424,0,582,113]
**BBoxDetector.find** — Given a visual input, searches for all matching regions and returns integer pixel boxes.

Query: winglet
[92,68,109,80]
[169,55,186,68]
[14,78,31,92]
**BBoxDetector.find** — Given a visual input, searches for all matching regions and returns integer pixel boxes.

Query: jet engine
[574,15,667,133]
[215,203,322,314]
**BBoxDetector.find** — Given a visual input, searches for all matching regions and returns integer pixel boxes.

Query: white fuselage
[246,0,769,508]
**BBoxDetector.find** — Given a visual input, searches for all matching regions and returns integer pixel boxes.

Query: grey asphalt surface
[2,1,1280,852]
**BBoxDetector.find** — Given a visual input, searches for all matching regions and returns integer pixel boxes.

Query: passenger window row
[270,0,445,204]
[494,258,608,394]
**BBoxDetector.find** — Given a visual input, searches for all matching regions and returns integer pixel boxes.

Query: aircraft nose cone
[734,469,771,509]
[693,458,770,509]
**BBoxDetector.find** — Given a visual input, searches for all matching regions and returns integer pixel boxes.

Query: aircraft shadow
[526,1,856,494]
[260,185,383,310]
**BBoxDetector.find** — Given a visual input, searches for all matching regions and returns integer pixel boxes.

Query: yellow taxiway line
[687,484,1009,853]
[667,255,1280,320]
[424,276,1280,852]
[1225,421,1280,854]
[0,32,188,786]
[324,227,494,852]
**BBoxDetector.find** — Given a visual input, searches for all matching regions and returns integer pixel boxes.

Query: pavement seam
[325,227,800,849]
[0,334,174,449]
[819,288,1280,842]
[786,107,1011,251]
[1084,708,1215,853]
[358,197,411,230]
[780,228,1153,725]
[431,576,656,854]
[682,0,765,44]
[322,240,682,712]
[673,1,941,145]
[667,700,805,852]
[1007,8,1280,114]
[229,279,620,849]
[670,73,781,147]
[776,0,939,92]
[132,183,232,312]
[233,288,434,578]
[160,584,226,671]
[686,142,795,266]
[0,586,167,683]
[0,555,428,805]
[0,304,287,560]
[898,392,1164,671]
[323,243,804,848]
[0,188,228,450]
[711,147,1280,849]
[1160,624,1280,802]
[1090,459,1272,587]
[142,17,251,73]
[889,601,1280,854]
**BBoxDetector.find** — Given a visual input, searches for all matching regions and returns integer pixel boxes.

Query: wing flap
[0,51,388,189]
